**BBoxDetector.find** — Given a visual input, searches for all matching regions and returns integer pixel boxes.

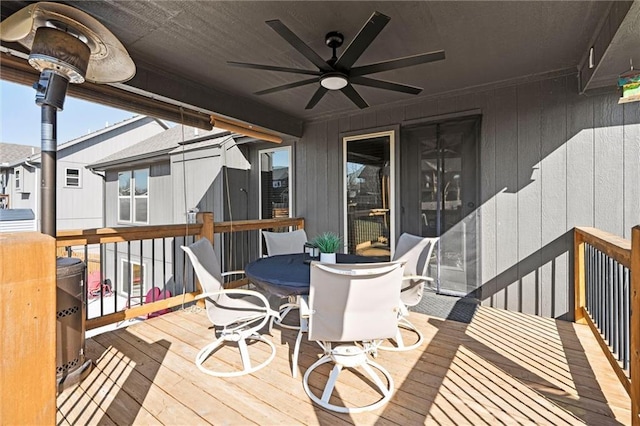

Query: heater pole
[34,69,69,237]
[40,105,57,237]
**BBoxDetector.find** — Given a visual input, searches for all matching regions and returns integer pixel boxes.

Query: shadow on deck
[57,305,630,425]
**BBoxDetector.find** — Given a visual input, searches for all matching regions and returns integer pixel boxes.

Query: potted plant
[311,232,342,264]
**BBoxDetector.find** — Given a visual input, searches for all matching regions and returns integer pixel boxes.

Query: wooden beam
[123,58,304,137]
[86,292,199,330]
[0,232,56,424]
[0,51,213,130]
[56,223,204,246]
[578,1,634,93]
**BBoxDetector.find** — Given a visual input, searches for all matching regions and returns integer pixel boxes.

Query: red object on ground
[145,287,172,318]
[87,271,113,299]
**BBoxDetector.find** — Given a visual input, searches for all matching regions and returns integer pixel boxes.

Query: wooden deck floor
[57,306,630,425]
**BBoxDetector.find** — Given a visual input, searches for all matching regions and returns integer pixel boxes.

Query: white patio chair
[298,260,405,413]
[181,238,279,377]
[378,233,439,351]
[263,228,308,330]
[263,229,308,256]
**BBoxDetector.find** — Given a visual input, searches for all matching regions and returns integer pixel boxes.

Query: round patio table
[245,253,380,298]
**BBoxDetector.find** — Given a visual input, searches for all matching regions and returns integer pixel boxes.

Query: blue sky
[1,80,139,146]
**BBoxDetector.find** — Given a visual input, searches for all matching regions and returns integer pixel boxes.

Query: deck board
[58,305,630,425]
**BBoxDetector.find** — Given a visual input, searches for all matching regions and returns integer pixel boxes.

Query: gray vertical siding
[293,73,640,320]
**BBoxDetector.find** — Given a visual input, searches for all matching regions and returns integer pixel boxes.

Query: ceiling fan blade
[340,84,369,109]
[266,20,333,72]
[305,87,328,109]
[350,76,422,94]
[228,61,321,76]
[255,77,319,95]
[350,50,446,77]
[334,11,390,71]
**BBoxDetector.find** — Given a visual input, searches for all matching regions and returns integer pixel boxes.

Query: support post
[0,232,56,424]
[631,226,640,426]
[574,230,586,323]
[197,212,215,244]
[194,212,214,304]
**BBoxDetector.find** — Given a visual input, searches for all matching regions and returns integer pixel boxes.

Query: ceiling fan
[229,11,445,110]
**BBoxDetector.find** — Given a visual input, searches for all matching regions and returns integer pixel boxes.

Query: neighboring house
[0,116,168,231]
[0,142,40,211]
[88,125,256,299]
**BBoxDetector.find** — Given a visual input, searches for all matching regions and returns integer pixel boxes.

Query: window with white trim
[14,168,21,191]
[121,259,145,300]
[118,168,149,224]
[65,168,81,187]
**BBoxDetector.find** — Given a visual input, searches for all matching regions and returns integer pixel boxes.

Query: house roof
[1,116,167,167]
[55,115,168,152]
[272,167,289,181]
[89,125,231,170]
[0,142,39,167]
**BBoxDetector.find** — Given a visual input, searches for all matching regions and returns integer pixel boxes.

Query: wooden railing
[56,213,304,331]
[574,226,640,425]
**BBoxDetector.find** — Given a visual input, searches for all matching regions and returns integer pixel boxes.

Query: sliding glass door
[404,117,479,295]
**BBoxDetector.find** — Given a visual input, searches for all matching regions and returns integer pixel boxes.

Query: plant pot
[320,253,336,264]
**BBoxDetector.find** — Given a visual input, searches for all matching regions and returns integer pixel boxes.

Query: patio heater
[0,2,135,392]
[0,2,135,236]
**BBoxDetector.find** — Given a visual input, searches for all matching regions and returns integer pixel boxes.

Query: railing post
[631,225,640,426]
[575,229,586,323]
[194,212,214,305]
[0,232,56,424]
[196,212,215,244]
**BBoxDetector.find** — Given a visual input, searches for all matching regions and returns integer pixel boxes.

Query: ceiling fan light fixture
[320,73,348,90]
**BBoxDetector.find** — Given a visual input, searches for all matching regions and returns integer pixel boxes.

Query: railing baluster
[151,238,156,302]
[162,237,167,292]
[610,259,620,358]
[127,241,131,309]
[624,267,630,372]
[113,242,118,313]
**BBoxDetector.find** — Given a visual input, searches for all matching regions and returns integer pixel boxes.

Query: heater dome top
[0,1,135,84]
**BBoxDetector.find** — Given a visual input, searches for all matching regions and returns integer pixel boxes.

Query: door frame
[401,114,481,296]
[342,129,397,258]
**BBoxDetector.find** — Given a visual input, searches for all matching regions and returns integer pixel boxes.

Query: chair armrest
[299,295,310,318]
[195,288,279,319]
[222,270,245,277]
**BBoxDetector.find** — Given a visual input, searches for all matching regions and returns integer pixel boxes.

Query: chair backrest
[392,233,439,306]
[308,261,405,342]
[263,229,308,256]
[181,239,225,321]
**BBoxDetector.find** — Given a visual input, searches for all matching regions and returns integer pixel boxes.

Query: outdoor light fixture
[0,2,135,237]
[320,73,349,90]
[618,60,640,104]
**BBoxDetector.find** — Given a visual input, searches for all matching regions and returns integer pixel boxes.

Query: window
[118,168,149,223]
[65,168,81,187]
[259,146,292,220]
[14,168,21,191]
[121,259,145,301]
[343,130,395,259]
